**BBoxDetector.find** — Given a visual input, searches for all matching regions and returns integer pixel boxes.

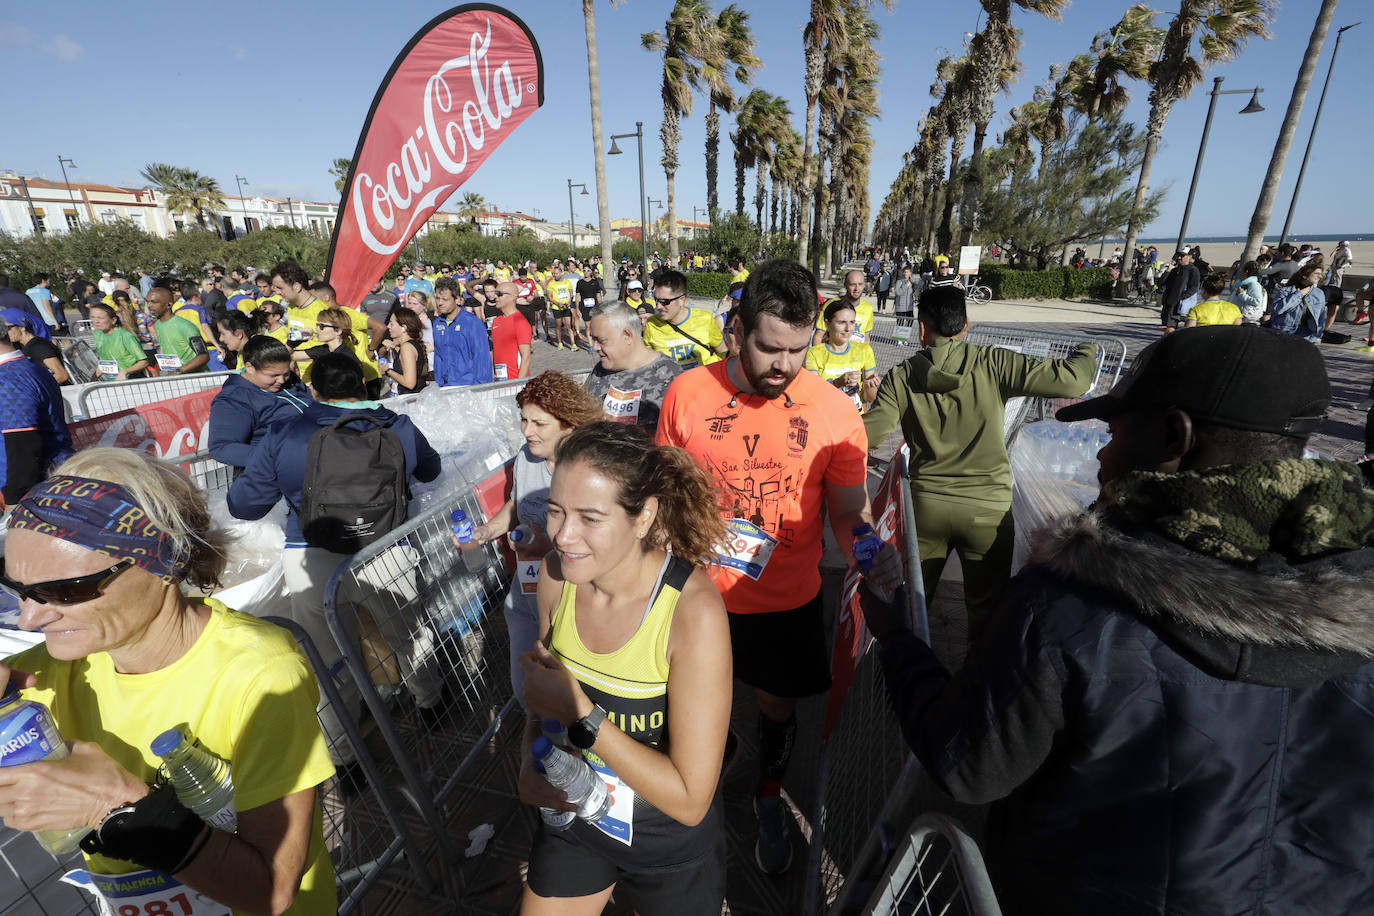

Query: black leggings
[876,290,890,311]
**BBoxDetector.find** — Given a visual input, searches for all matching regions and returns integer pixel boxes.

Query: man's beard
[740,352,798,400]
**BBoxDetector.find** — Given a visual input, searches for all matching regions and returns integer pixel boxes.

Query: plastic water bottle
[509,524,534,547]
[852,524,895,604]
[538,720,576,829]
[450,509,474,544]
[0,684,90,853]
[531,736,610,824]
[151,727,237,832]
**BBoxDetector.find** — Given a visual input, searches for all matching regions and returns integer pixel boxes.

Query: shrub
[979,265,1115,301]
[686,272,733,300]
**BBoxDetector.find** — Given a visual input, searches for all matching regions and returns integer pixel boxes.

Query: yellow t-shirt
[731,268,750,284]
[422,272,441,285]
[493,267,513,282]
[264,324,290,344]
[693,255,705,270]
[805,341,877,410]
[8,600,336,916]
[1188,297,1242,327]
[545,278,575,308]
[815,298,876,343]
[248,294,282,314]
[642,306,724,369]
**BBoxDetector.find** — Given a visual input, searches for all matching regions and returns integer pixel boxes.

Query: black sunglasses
[654,294,682,307]
[0,557,135,605]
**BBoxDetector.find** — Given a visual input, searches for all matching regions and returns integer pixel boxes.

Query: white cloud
[0,22,34,47]
[45,34,82,61]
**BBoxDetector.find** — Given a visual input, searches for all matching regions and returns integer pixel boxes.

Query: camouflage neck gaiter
[1101,459,1374,566]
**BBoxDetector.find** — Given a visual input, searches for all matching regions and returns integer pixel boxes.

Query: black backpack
[298,414,410,554]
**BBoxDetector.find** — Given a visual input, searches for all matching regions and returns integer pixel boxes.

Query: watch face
[568,723,594,749]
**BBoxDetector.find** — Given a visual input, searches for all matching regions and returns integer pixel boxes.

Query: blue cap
[150,727,186,757]
[451,509,468,522]
[531,736,553,760]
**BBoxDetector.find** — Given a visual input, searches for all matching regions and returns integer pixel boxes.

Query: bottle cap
[852,523,874,537]
[531,736,553,759]
[451,509,468,523]
[510,528,528,543]
[150,727,187,757]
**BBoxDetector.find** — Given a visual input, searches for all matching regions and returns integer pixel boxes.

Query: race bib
[853,330,867,343]
[581,749,634,847]
[516,556,540,595]
[98,359,119,380]
[63,867,229,916]
[155,353,181,371]
[602,386,642,424]
[582,297,596,308]
[494,363,508,381]
[716,518,779,580]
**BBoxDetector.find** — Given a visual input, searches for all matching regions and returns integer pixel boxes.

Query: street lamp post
[647,199,663,257]
[693,206,705,242]
[567,179,589,258]
[1279,21,1359,245]
[609,122,649,276]
[1176,77,1264,254]
[56,156,78,228]
[234,175,251,236]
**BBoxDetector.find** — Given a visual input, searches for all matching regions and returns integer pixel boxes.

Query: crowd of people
[0,241,1371,916]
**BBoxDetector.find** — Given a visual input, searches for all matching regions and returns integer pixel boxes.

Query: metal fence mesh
[174,450,233,494]
[862,814,1003,916]
[52,338,100,385]
[76,371,233,419]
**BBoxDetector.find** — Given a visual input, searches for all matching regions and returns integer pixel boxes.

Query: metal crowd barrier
[263,617,440,914]
[860,813,1002,916]
[173,449,233,493]
[52,337,100,385]
[324,483,519,899]
[76,370,234,419]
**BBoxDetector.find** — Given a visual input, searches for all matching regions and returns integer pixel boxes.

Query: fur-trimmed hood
[1030,512,1374,687]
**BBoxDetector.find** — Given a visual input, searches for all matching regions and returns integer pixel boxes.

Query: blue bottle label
[0,702,59,766]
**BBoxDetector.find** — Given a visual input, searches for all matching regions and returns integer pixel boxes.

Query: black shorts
[551,305,572,319]
[727,590,831,697]
[579,304,596,322]
[527,823,725,915]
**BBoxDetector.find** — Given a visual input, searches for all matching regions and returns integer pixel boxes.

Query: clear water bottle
[538,720,576,829]
[530,736,610,824]
[151,727,237,832]
[509,524,534,548]
[450,509,474,544]
[0,684,90,853]
[852,524,895,604]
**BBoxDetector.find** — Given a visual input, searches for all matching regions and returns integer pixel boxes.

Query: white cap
[627,280,644,290]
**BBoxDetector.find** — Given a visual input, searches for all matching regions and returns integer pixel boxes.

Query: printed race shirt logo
[328,6,545,307]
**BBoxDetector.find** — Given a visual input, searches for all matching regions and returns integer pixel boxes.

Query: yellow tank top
[549,554,691,746]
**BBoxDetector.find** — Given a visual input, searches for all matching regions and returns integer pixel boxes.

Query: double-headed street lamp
[235,175,251,235]
[1176,77,1264,254]
[567,179,588,258]
[692,206,706,242]
[609,122,649,275]
[647,199,663,255]
[57,156,78,228]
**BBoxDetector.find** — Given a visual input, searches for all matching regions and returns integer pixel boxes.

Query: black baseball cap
[1056,325,1329,438]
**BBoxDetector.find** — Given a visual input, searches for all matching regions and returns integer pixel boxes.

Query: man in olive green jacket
[863,284,1097,641]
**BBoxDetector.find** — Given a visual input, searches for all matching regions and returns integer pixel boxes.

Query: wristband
[81,783,209,874]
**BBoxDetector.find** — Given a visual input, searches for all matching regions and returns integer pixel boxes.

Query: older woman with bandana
[0,447,337,916]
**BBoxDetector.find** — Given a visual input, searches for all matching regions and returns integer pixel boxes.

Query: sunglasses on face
[0,557,135,605]
[654,295,682,307]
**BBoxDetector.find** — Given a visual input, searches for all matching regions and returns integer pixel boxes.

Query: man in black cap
[863,325,1374,915]
[1157,248,1199,329]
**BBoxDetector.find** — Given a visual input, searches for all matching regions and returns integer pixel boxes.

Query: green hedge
[980,265,1115,301]
[685,272,734,300]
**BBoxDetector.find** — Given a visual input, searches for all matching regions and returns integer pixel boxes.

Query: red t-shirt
[655,360,869,613]
[491,311,531,379]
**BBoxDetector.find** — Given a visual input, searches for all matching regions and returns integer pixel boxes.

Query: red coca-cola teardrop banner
[327,4,544,306]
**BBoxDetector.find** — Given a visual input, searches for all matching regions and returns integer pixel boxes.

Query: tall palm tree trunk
[583,0,614,284]
[958,125,987,249]
[661,105,682,265]
[754,163,767,234]
[1240,0,1337,265]
[798,40,823,267]
[1116,108,1167,297]
[937,144,962,254]
[735,150,747,216]
[770,174,779,235]
[706,104,722,215]
[809,109,834,275]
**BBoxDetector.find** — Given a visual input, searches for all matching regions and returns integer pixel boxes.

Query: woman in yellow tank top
[517,422,732,915]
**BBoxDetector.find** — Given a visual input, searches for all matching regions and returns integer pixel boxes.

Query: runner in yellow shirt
[544,264,577,349]
[805,301,879,411]
[812,270,875,346]
[641,269,726,369]
[730,257,750,284]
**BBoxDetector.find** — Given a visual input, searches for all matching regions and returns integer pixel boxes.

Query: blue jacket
[431,310,492,387]
[879,510,1374,916]
[227,401,441,545]
[207,372,313,469]
[0,350,72,501]
[1268,285,1326,343]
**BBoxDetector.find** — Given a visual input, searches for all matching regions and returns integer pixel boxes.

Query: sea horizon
[1103,232,1369,247]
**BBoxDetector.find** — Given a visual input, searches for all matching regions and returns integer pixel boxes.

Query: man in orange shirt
[656,258,902,875]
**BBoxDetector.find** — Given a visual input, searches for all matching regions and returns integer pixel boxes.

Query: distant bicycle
[1126,268,1156,306]
[962,275,992,303]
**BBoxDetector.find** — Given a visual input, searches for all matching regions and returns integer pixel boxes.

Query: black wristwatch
[568,705,607,750]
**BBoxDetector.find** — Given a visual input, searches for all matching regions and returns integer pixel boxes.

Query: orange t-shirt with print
[655,359,869,614]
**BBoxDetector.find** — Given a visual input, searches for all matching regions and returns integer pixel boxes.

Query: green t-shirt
[152,315,206,372]
[92,327,147,375]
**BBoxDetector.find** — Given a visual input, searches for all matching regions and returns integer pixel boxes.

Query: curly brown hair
[516,371,602,429]
[555,422,727,567]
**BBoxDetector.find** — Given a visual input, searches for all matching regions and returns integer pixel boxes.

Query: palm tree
[931,53,975,255]
[1241,0,1337,265]
[770,129,802,236]
[583,0,618,282]
[140,163,224,234]
[643,0,715,265]
[731,89,768,218]
[823,11,880,273]
[702,4,760,216]
[1117,0,1274,295]
[455,191,487,220]
[754,94,792,233]
[329,158,352,194]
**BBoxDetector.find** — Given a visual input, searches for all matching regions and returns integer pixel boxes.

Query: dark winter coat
[207,372,313,469]
[878,511,1374,916]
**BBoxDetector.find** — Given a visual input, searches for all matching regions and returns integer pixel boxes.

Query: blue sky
[2,0,1369,240]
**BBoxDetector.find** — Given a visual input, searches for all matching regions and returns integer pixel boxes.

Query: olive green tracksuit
[863,336,1098,640]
